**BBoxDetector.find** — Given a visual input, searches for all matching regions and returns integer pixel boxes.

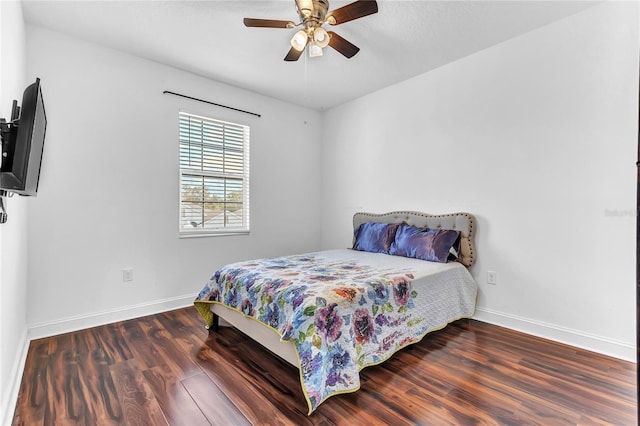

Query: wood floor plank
[194,342,301,425]
[181,372,250,425]
[433,344,584,424]
[371,360,504,424]
[12,307,637,425]
[12,340,50,425]
[117,320,164,370]
[91,322,134,364]
[137,316,202,380]
[231,338,315,417]
[77,348,124,425]
[157,308,209,341]
[109,358,168,426]
[143,365,211,426]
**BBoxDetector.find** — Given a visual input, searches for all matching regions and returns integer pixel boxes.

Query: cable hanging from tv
[0,191,11,224]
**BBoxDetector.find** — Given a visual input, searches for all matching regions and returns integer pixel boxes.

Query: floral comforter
[194,249,477,414]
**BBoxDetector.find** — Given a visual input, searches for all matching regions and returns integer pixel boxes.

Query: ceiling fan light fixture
[308,42,323,57]
[290,30,308,51]
[313,27,330,48]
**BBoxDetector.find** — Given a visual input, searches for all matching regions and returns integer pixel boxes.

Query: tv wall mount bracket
[0,100,21,224]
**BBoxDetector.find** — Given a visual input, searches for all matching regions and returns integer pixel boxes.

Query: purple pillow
[353,222,400,254]
[389,224,461,263]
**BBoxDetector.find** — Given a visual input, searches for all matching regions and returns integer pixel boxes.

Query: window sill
[179,229,250,239]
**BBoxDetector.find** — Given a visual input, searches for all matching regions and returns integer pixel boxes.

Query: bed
[194,211,478,414]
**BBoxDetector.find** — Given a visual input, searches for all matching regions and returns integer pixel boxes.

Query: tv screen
[0,78,47,196]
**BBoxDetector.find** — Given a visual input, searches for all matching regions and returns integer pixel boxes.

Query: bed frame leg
[207,313,219,332]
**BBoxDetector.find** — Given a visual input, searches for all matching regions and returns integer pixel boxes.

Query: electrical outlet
[487,271,497,285]
[123,268,134,282]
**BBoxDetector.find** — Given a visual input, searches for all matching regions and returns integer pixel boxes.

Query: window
[179,112,250,236]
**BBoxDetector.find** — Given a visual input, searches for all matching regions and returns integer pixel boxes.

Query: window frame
[178,111,250,238]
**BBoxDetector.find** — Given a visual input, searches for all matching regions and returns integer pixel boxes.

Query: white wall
[321,2,638,360]
[25,25,322,332]
[0,2,31,423]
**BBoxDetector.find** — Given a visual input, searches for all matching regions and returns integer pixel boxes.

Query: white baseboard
[473,307,636,362]
[1,329,29,426]
[27,294,195,340]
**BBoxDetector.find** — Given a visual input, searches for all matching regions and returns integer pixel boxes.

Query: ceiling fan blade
[284,46,304,62]
[327,31,360,58]
[243,18,294,28]
[326,0,378,25]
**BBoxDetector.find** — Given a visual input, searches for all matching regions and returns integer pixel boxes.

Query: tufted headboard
[353,211,477,268]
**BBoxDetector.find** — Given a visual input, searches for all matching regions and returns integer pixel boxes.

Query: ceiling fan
[243,0,378,61]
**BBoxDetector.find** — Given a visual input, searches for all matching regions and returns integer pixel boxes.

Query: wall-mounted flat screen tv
[0,78,47,196]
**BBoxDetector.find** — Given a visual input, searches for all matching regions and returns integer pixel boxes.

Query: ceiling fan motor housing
[301,0,330,28]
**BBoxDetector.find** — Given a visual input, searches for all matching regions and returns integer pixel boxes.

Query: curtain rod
[163,90,261,118]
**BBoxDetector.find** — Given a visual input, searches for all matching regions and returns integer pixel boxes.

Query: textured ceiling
[22,0,598,110]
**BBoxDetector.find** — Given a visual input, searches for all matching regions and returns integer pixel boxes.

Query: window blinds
[179,112,250,234]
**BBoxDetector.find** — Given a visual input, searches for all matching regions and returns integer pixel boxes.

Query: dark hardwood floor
[12,307,636,425]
